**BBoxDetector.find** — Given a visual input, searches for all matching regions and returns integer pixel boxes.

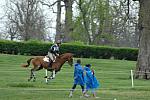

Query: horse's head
[67,56,73,67]
[59,53,73,66]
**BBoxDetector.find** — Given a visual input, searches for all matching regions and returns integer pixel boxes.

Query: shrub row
[0,40,138,61]
[0,40,50,56]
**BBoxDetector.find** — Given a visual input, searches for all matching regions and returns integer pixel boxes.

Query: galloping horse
[22,53,73,82]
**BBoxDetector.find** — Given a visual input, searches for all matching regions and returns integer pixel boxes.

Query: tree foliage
[72,0,113,45]
[71,0,139,47]
[0,0,139,47]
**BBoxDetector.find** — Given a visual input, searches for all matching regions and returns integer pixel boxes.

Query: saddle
[43,56,52,69]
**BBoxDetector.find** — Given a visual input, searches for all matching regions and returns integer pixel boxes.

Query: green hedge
[0,40,138,61]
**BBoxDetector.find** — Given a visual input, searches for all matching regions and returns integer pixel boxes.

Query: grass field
[0,54,150,100]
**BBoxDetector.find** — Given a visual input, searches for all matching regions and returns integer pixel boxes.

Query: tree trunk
[135,0,150,79]
[103,0,111,34]
[78,0,92,44]
[55,0,62,42]
[63,0,73,42]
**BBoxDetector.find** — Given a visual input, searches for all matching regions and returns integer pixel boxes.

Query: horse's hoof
[48,77,53,80]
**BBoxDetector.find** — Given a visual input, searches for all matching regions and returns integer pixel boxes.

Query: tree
[110,0,139,47]
[134,0,150,79]
[62,0,74,42]
[39,0,62,42]
[40,0,74,42]
[55,0,62,42]
[5,0,46,41]
[6,23,18,40]
[72,0,113,45]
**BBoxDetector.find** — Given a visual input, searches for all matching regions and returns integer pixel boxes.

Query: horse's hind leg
[28,65,42,82]
[28,69,36,81]
[52,70,56,79]
[28,69,33,81]
[32,70,36,82]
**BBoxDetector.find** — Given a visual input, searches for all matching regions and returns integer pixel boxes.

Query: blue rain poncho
[84,66,99,90]
[73,63,85,85]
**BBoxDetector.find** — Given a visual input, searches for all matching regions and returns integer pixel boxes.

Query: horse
[22,53,73,82]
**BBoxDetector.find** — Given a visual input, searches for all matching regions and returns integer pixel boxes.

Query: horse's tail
[21,58,34,68]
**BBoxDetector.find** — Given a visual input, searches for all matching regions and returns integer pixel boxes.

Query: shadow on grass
[7,83,35,88]
[104,86,150,92]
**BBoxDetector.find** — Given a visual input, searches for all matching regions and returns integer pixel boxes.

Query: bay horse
[22,53,73,82]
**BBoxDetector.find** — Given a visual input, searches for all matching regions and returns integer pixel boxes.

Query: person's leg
[92,90,96,97]
[47,52,53,68]
[52,54,56,62]
[81,85,90,97]
[92,89,99,98]
[71,84,77,91]
[69,84,77,97]
[48,52,54,61]
[80,85,84,93]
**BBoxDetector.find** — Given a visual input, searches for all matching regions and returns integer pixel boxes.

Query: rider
[48,40,61,62]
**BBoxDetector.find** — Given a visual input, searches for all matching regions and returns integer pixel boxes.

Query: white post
[45,69,48,83]
[131,70,134,88]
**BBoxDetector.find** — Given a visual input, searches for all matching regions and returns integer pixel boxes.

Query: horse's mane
[59,54,65,58]
[58,53,73,59]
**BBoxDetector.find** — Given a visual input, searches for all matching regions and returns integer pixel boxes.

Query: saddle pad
[43,56,49,62]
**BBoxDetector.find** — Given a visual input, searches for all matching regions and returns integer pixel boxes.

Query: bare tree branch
[39,0,59,13]
[5,0,46,41]
[39,0,58,7]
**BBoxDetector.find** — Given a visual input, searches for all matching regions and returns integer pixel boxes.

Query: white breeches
[48,52,56,62]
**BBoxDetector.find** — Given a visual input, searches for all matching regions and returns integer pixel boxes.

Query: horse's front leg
[48,70,56,80]
[52,70,56,79]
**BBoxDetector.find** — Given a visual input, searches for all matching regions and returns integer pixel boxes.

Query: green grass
[0,54,150,100]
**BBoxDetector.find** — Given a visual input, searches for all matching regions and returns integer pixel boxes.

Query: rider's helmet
[56,40,61,45]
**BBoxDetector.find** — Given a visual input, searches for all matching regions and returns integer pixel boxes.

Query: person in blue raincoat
[69,59,85,97]
[83,64,100,98]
